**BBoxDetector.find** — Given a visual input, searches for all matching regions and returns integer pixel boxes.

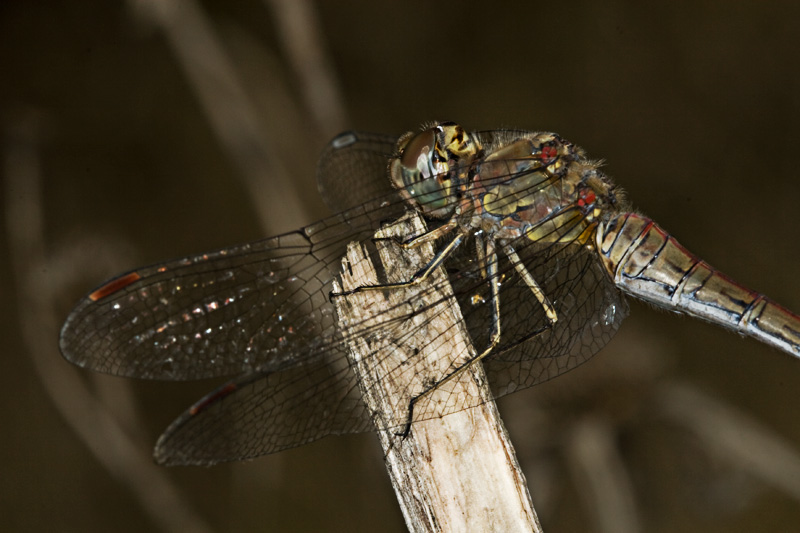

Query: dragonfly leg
[331,228,468,297]
[474,232,488,280]
[502,244,558,325]
[376,217,459,249]
[397,238,503,437]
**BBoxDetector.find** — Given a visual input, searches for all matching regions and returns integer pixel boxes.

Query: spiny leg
[502,243,558,325]
[398,237,503,437]
[332,227,468,297]
[376,217,459,249]
[474,232,488,280]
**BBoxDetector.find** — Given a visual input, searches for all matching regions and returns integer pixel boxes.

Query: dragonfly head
[390,122,480,218]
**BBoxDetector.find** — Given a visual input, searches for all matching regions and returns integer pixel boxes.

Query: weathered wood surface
[334,212,542,533]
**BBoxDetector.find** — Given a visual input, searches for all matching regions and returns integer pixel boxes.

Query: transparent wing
[153,355,373,465]
[316,130,399,212]
[60,132,405,381]
[59,199,395,381]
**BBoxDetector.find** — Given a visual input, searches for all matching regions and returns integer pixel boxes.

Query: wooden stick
[333,212,542,533]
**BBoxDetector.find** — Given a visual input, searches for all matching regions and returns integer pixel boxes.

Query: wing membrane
[316,130,399,212]
[59,201,380,380]
[60,131,402,380]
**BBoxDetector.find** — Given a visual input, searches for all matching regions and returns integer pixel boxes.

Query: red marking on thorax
[540,145,558,163]
[89,272,142,301]
[577,188,596,207]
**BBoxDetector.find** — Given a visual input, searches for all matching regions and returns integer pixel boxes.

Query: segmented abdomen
[597,212,800,357]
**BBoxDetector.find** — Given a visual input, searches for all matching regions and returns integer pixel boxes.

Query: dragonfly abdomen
[597,212,800,356]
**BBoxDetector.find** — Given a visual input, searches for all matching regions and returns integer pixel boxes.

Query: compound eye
[400,128,436,177]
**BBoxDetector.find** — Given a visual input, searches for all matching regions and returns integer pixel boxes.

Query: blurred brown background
[2,1,800,532]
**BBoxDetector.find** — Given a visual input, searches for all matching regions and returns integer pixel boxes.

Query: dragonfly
[59,122,800,466]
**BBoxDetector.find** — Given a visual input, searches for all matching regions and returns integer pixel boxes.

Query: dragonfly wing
[59,198,402,381]
[316,130,400,212]
[154,357,372,465]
